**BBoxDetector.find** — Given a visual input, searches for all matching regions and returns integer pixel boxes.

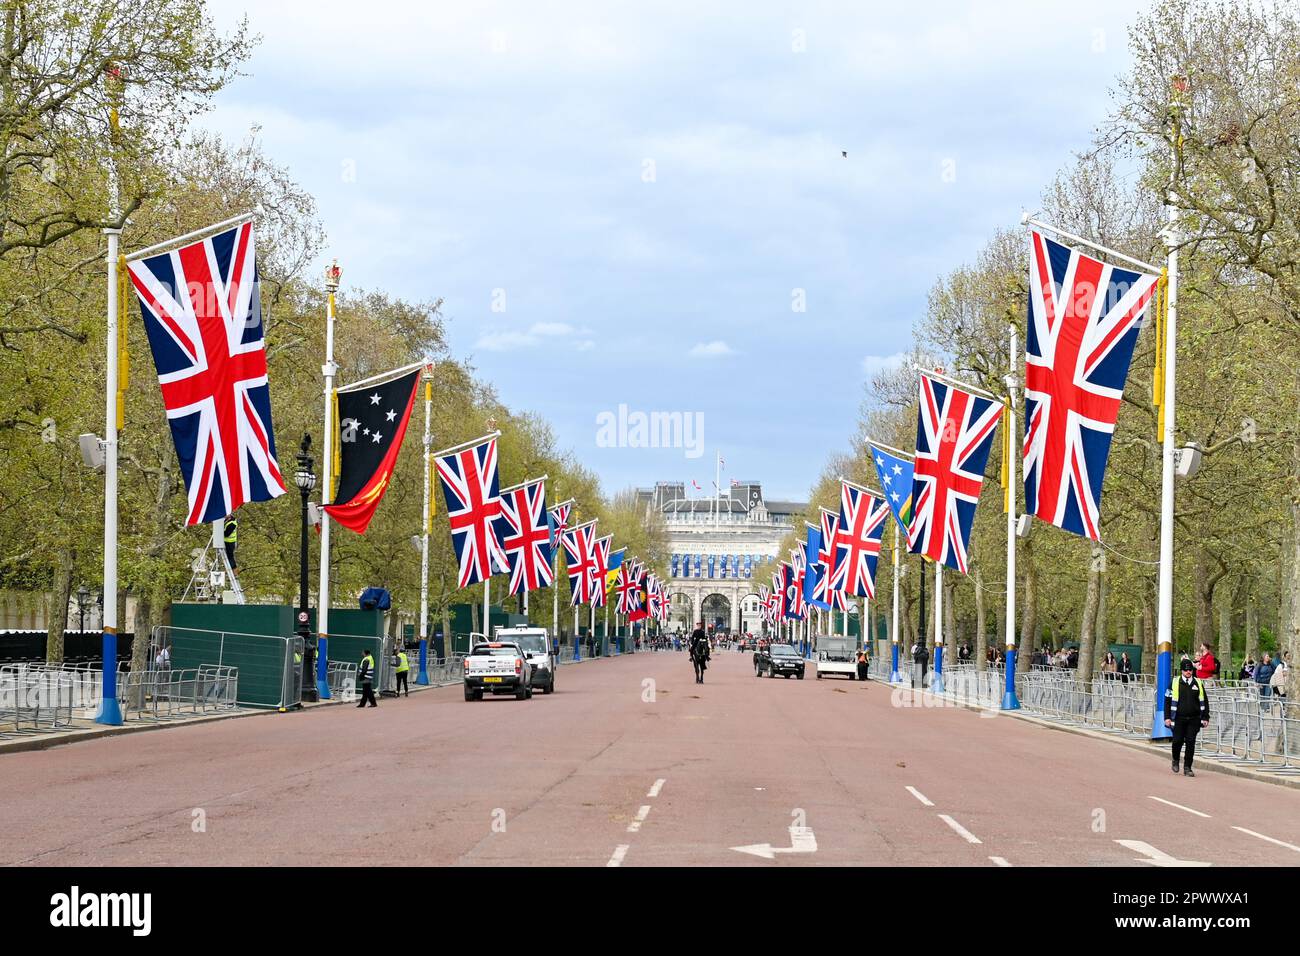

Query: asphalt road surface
[4,650,1299,867]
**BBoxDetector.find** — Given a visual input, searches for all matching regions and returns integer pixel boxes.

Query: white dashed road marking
[1148,795,1210,818]
[648,779,665,798]
[627,805,652,833]
[989,856,1011,867]
[938,814,982,845]
[607,844,629,867]
[1232,826,1300,853]
[906,786,934,807]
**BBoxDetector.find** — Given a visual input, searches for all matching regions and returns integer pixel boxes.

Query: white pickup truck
[815,634,859,680]
[463,641,533,701]
[494,625,555,695]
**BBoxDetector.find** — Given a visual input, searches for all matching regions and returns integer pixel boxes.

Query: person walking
[1101,651,1118,680]
[357,649,378,708]
[1163,658,1210,777]
[856,649,870,682]
[394,644,410,698]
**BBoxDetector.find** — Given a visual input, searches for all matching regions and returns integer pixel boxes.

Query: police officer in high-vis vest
[223,517,238,572]
[356,649,378,708]
[1164,657,1210,776]
[395,645,410,697]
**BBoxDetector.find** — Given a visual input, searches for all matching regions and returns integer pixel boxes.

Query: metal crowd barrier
[0,664,75,735]
[115,665,240,721]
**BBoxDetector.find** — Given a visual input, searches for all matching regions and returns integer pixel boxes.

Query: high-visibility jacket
[396,651,409,674]
[359,654,374,681]
[1165,675,1209,721]
[224,519,238,543]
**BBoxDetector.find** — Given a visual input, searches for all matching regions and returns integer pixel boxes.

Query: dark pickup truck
[755,642,806,679]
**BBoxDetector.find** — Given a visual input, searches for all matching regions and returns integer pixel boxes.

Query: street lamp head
[296,432,316,492]
[77,585,89,605]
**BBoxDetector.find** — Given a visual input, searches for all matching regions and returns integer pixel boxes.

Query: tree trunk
[1246,587,1259,662]
[975,566,987,672]
[1020,555,1038,661]
[1078,554,1101,682]
[1193,551,1215,654]
[1096,570,1109,648]
[1141,595,1156,676]
[44,547,73,663]
[1218,597,1233,676]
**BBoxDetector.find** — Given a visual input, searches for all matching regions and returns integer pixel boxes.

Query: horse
[690,639,709,684]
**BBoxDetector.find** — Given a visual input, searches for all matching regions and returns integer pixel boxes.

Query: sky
[202,0,1144,501]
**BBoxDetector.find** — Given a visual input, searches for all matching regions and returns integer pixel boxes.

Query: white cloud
[475,322,580,351]
[861,352,909,379]
[688,340,734,359]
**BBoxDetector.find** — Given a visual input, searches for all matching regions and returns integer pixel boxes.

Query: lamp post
[76,585,90,635]
[295,433,318,703]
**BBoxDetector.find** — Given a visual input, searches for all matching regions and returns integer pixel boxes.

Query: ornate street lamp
[295,433,318,702]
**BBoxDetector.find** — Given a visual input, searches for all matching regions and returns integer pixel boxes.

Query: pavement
[3,650,1299,867]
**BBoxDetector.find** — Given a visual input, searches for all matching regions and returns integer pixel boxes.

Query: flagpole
[95,70,124,726]
[1152,142,1181,741]
[1003,324,1021,709]
[932,561,945,693]
[94,223,123,725]
[316,262,340,700]
[416,367,432,685]
[890,523,902,682]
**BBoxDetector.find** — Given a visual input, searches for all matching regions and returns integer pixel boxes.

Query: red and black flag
[324,363,421,534]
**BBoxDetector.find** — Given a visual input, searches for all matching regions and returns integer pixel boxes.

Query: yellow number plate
[483,677,503,683]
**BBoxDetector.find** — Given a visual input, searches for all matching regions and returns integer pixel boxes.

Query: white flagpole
[890,522,901,681]
[1003,324,1020,708]
[932,560,945,693]
[95,222,123,725]
[1153,182,1180,740]
[417,367,432,685]
[317,262,340,698]
[95,73,124,725]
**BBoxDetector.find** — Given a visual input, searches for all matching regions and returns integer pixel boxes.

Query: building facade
[636,480,806,634]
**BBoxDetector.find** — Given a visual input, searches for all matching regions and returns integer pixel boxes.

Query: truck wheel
[515,685,529,701]
[797,672,805,680]
[543,679,553,695]
[755,664,762,677]
[848,671,855,681]
[767,668,775,679]
[816,671,822,679]
[464,686,474,701]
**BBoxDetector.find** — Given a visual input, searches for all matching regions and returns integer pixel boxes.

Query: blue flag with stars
[871,444,915,535]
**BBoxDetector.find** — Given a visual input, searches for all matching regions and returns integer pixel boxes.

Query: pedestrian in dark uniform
[223,516,238,572]
[856,649,869,682]
[1164,658,1209,776]
[357,649,378,708]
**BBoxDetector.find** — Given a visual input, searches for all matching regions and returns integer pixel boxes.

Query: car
[756,642,806,679]
[463,641,533,700]
[493,625,555,695]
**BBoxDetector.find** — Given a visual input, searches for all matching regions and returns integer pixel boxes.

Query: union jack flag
[830,483,889,598]
[909,374,1003,574]
[495,478,553,595]
[771,571,785,620]
[646,575,662,620]
[549,499,572,546]
[591,535,613,608]
[434,435,507,588]
[127,221,286,525]
[784,557,806,621]
[615,561,639,614]
[1025,230,1159,540]
[816,508,849,610]
[561,520,598,605]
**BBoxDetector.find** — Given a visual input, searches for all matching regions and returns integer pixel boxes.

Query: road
[3,649,1299,866]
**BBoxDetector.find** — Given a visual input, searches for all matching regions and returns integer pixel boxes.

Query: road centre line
[648,778,665,798]
[1148,795,1210,818]
[906,786,934,806]
[607,845,629,867]
[627,805,652,833]
[938,814,982,845]
[989,856,1011,867]
[1232,826,1300,853]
